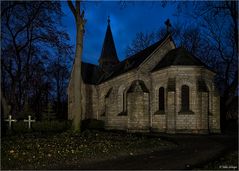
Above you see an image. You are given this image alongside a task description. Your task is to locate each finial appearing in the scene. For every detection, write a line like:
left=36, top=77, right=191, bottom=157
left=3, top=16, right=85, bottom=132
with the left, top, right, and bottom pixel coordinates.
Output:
left=107, top=16, right=110, bottom=25
left=164, top=19, right=172, bottom=34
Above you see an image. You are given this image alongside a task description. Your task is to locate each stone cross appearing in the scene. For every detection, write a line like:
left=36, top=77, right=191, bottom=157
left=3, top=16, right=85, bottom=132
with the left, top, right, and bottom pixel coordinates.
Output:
left=5, top=115, right=17, bottom=129
left=165, top=19, right=172, bottom=33
left=24, top=115, right=36, bottom=129
left=107, top=16, right=110, bottom=25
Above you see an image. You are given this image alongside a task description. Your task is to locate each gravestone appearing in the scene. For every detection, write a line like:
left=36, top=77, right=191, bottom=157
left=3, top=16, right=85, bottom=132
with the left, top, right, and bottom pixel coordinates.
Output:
left=4, top=115, right=17, bottom=129
left=24, top=115, right=36, bottom=129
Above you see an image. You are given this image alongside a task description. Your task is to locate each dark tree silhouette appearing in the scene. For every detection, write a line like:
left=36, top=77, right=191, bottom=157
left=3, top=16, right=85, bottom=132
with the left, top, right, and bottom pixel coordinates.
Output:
left=1, top=1, right=72, bottom=119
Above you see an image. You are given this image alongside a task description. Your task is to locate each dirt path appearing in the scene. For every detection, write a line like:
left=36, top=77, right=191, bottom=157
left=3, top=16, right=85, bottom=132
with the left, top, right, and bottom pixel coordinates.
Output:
left=56, top=133, right=237, bottom=170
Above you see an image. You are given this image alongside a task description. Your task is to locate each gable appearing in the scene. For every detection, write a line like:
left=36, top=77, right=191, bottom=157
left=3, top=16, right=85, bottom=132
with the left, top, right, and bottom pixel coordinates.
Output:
left=137, top=34, right=176, bottom=73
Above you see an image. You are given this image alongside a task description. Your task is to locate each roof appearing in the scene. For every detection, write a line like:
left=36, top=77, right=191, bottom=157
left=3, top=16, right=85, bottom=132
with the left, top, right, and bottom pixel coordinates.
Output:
left=81, top=34, right=171, bottom=85
left=81, top=62, right=104, bottom=84
left=152, top=47, right=213, bottom=72
left=81, top=36, right=213, bottom=85
left=98, top=22, right=119, bottom=65
left=100, top=34, right=172, bottom=82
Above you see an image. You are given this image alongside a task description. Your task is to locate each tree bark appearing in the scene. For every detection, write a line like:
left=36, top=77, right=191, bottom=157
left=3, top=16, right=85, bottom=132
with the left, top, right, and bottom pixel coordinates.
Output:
left=67, top=0, right=85, bottom=131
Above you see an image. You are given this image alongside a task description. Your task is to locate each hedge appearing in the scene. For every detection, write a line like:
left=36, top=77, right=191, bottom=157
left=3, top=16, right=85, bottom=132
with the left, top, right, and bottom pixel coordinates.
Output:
left=4, top=120, right=72, bottom=135
left=81, top=119, right=105, bottom=131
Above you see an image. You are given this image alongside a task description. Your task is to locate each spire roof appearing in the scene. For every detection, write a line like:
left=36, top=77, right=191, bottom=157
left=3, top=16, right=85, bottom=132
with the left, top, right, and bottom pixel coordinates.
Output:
left=98, top=17, right=119, bottom=66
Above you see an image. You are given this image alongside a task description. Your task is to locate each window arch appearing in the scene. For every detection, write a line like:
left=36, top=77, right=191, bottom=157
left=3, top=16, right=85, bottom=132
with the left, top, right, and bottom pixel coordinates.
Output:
left=105, top=88, right=112, bottom=98
left=118, top=86, right=128, bottom=116
left=181, top=85, right=190, bottom=111
left=102, top=88, right=113, bottom=116
left=123, top=89, right=127, bottom=112
left=158, top=87, right=165, bottom=111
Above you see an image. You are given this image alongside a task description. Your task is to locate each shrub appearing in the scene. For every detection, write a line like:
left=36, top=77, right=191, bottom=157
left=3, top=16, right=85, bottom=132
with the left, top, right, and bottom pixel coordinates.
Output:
left=81, top=119, right=105, bottom=131
left=32, top=120, right=71, bottom=133
left=3, top=120, right=71, bottom=136
left=9, top=121, right=32, bottom=135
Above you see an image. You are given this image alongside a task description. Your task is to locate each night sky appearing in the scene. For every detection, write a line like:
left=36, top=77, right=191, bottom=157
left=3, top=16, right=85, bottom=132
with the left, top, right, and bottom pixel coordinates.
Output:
left=61, top=1, right=179, bottom=65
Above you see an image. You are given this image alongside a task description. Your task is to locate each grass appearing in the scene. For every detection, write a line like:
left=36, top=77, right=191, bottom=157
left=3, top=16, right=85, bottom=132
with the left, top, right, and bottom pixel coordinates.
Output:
left=1, top=130, right=176, bottom=170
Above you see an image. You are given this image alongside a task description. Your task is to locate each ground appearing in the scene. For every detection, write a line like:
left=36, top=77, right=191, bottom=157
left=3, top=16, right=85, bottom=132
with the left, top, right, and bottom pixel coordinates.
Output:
left=1, top=130, right=175, bottom=170
left=67, top=132, right=237, bottom=170
left=1, top=130, right=238, bottom=170
left=200, top=151, right=238, bottom=170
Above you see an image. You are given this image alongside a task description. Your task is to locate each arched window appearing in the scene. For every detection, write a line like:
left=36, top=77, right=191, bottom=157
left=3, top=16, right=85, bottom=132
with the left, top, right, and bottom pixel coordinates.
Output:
left=105, top=88, right=112, bottom=98
left=159, top=87, right=165, bottom=111
left=123, top=90, right=127, bottom=112
left=118, top=88, right=127, bottom=116
left=102, top=88, right=113, bottom=116
left=181, top=85, right=189, bottom=111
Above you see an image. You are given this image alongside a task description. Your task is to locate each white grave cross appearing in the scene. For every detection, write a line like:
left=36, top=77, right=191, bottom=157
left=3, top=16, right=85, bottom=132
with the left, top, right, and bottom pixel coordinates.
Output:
left=5, top=115, right=17, bottom=129
left=24, top=115, right=36, bottom=129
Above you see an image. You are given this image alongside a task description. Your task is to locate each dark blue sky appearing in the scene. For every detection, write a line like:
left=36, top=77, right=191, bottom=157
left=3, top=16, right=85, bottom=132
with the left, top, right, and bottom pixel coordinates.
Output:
left=62, top=1, right=179, bottom=65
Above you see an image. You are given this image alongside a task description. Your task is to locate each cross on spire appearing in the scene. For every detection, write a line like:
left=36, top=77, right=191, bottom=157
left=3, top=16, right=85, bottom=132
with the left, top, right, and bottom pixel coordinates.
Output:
left=107, top=16, right=110, bottom=25
left=165, top=19, right=172, bottom=33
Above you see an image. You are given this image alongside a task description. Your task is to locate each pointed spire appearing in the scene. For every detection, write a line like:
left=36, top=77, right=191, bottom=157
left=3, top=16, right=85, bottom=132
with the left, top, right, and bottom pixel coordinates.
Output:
left=107, top=16, right=110, bottom=25
left=98, top=16, right=119, bottom=72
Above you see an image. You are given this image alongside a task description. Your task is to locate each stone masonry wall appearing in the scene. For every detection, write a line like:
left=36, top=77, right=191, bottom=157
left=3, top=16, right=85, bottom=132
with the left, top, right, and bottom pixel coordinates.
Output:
left=127, top=92, right=150, bottom=131
left=175, top=70, right=198, bottom=133
left=151, top=115, right=166, bottom=132
left=73, top=38, right=220, bottom=134
left=80, top=65, right=221, bottom=134
left=151, top=66, right=220, bottom=133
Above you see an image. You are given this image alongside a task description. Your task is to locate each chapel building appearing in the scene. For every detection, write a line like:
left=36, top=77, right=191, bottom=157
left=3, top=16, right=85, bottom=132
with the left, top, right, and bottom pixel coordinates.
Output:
left=67, top=19, right=220, bottom=134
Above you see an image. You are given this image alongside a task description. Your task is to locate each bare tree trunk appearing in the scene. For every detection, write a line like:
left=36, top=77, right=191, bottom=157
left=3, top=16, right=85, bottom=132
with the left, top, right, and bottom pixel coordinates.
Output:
left=1, top=89, right=10, bottom=117
left=72, top=29, right=83, bottom=131
left=67, top=0, right=86, bottom=131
